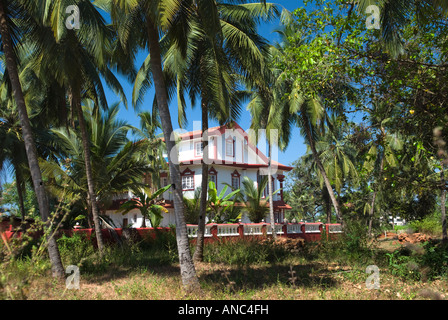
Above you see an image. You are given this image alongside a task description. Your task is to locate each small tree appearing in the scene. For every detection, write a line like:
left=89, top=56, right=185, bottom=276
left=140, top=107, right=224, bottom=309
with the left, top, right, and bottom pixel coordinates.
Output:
left=241, top=176, right=280, bottom=223
left=118, top=185, right=171, bottom=228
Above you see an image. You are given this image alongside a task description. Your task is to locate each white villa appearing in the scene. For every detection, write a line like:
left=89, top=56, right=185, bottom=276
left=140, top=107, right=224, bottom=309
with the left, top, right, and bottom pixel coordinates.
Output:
left=103, top=122, right=293, bottom=228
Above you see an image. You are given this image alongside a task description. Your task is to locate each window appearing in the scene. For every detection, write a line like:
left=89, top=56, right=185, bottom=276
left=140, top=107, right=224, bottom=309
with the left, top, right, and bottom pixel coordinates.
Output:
left=226, top=136, right=234, bottom=157
left=181, top=168, right=195, bottom=190
left=231, top=170, right=240, bottom=189
left=182, top=176, right=194, bottom=190
left=194, top=141, right=203, bottom=156
left=208, top=167, right=217, bottom=185
left=231, top=176, right=240, bottom=190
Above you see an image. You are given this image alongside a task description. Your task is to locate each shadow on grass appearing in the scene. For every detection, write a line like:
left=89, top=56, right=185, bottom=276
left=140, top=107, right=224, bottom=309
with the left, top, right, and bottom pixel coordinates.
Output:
left=198, top=262, right=338, bottom=293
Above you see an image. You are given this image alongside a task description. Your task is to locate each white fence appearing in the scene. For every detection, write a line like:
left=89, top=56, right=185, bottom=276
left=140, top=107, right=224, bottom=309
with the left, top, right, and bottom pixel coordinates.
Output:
left=217, top=224, right=240, bottom=237
left=304, top=223, right=321, bottom=233
left=327, top=224, right=343, bottom=233
left=286, top=224, right=302, bottom=234
left=186, top=224, right=212, bottom=238
left=243, top=224, right=264, bottom=236
left=266, top=224, right=284, bottom=235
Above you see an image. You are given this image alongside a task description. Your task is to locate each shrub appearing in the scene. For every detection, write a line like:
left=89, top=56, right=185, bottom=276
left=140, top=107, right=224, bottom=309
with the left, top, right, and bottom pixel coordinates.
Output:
left=57, top=232, right=96, bottom=266
left=409, top=213, right=443, bottom=236
left=202, top=238, right=290, bottom=265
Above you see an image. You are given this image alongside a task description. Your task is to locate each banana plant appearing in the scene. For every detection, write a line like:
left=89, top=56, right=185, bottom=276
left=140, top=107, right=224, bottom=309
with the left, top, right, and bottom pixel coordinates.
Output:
left=207, top=181, right=240, bottom=223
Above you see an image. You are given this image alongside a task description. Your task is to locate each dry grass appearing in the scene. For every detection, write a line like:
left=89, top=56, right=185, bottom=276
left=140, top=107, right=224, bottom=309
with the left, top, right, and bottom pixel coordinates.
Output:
left=3, top=237, right=448, bottom=300
left=22, top=255, right=448, bottom=300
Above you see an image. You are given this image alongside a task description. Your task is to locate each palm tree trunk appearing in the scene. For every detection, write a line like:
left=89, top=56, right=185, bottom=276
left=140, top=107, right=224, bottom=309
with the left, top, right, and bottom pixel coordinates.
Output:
left=146, top=16, right=200, bottom=292
left=302, top=116, right=342, bottom=225
left=268, top=143, right=276, bottom=239
left=15, top=169, right=26, bottom=221
left=69, top=87, right=105, bottom=254
left=441, top=164, right=447, bottom=242
left=193, top=97, right=208, bottom=262
left=0, top=0, right=65, bottom=278
left=323, top=186, right=331, bottom=224
left=368, top=156, right=385, bottom=237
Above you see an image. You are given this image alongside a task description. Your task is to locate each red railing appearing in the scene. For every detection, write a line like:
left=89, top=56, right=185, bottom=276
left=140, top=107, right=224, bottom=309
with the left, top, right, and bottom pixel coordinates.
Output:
left=1, top=222, right=342, bottom=245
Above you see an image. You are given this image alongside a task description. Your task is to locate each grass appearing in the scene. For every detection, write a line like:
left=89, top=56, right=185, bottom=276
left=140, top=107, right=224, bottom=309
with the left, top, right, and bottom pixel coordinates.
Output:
left=1, top=230, right=448, bottom=300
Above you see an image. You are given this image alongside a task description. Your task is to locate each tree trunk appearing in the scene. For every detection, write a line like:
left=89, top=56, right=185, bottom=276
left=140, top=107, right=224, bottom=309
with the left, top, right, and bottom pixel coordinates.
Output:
left=70, top=87, right=105, bottom=254
left=441, top=165, right=447, bottom=242
left=368, top=156, right=384, bottom=237
left=15, top=169, right=26, bottom=221
left=268, top=144, right=276, bottom=239
left=0, top=0, right=65, bottom=278
left=302, top=116, right=342, bottom=225
left=323, top=186, right=331, bottom=224
left=193, top=98, right=208, bottom=262
left=146, top=17, right=200, bottom=292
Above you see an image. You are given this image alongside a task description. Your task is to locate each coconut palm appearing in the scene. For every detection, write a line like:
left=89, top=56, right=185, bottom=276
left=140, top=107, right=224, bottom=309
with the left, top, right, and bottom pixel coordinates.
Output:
left=0, top=0, right=65, bottom=277
left=362, top=108, right=404, bottom=236
left=41, top=102, right=151, bottom=227
left=97, top=0, right=201, bottom=289
left=118, top=185, right=172, bottom=228
left=240, top=175, right=278, bottom=223
left=0, top=102, right=30, bottom=220
left=31, top=0, right=129, bottom=254
left=161, top=0, right=280, bottom=260
left=355, top=0, right=448, bottom=55
left=133, top=111, right=167, bottom=192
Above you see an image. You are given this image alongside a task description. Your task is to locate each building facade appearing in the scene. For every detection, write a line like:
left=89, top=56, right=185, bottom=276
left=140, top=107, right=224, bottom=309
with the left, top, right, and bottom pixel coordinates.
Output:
left=104, top=122, right=293, bottom=227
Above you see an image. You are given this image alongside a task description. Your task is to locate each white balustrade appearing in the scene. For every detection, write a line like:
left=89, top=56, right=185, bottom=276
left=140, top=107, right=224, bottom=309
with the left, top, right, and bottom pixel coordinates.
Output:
left=187, top=225, right=198, bottom=238
left=187, top=225, right=212, bottom=237
left=266, top=224, right=284, bottom=235
left=286, top=224, right=302, bottom=234
left=304, top=223, right=321, bottom=233
left=328, top=224, right=343, bottom=233
left=243, top=224, right=263, bottom=236
left=217, top=224, right=240, bottom=236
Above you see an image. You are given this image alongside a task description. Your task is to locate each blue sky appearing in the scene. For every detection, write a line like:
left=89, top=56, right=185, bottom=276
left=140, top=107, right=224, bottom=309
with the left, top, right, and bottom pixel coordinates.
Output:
left=109, top=0, right=308, bottom=168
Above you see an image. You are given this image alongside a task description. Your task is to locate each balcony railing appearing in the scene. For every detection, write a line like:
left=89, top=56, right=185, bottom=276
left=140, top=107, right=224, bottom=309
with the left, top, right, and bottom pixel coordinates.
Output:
left=266, top=224, right=284, bottom=235
left=184, top=222, right=342, bottom=241
left=217, top=224, right=239, bottom=237
left=286, top=223, right=302, bottom=234
left=186, top=224, right=212, bottom=238
left=243, top=224, right=264, bottom=236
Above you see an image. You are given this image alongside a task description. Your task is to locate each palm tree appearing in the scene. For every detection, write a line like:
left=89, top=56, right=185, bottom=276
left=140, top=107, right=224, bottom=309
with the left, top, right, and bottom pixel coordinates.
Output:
left=0, top=102, right=30, bottom=220
left=183, top=188, right=202, bottom=224
left=99, top=0, right=201, bottom=290
left=240, top=175, right=279, bottom=223
left=34, top=0, right=129, bottom=254
left=0, top=0, right=65, bottom=277
left=118, top=185, right=172, bottom=228
left=133, top=111, right=167, bottom=192
left=355, top=0, right=448, bottom=55
left=162, top=0, right=280, bottom=261
left=41, top=102, right=151, bottom=228
left=303, top=119, right=359, bottom=223
left=363, top=111, right=404, bottom=236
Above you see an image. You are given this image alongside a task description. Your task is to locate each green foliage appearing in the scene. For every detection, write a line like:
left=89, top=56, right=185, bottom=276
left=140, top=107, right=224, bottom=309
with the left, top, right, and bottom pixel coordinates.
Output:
left=57, top=233, right=96, bottom=267
left=202, top=238, right=290, bottom=266
left=409, top=212, right=443, bottom=236
left=0, top=182, right=39, bottom=217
